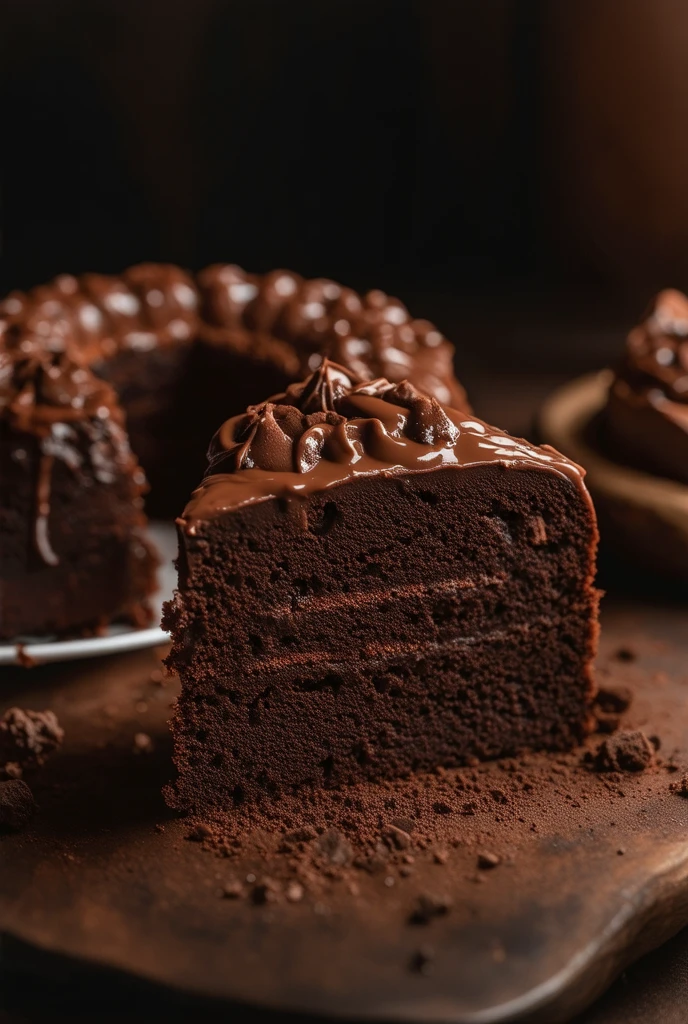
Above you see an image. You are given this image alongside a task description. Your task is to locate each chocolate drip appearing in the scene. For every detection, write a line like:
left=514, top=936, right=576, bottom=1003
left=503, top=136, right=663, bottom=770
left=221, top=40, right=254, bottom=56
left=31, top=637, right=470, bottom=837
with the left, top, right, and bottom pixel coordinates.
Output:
left=1, top=349, right=140, bottom=566
left=34, top=453, right=58, bottom=566
left=184, top=361, right=589, bottom=529
left=282, top=361, right=356, bottom=414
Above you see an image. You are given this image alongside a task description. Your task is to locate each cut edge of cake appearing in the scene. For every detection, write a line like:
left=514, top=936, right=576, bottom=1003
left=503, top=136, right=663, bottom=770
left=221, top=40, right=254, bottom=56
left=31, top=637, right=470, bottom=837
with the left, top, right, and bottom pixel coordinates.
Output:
left=163, top=361, right=600, bottom=812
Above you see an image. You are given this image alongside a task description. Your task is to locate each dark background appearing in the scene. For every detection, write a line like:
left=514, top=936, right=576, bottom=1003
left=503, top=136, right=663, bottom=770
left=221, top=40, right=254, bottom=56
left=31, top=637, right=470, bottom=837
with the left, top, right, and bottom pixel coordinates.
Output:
left=4, top=0, right=688, bottom=325
left=2, top=5, right=688, bottom=1021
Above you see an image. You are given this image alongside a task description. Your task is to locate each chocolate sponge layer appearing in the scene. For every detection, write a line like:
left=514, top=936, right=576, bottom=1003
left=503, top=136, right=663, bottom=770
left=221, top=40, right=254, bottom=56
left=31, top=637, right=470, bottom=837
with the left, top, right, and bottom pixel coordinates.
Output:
left=165, top=465, right=599, bottom=811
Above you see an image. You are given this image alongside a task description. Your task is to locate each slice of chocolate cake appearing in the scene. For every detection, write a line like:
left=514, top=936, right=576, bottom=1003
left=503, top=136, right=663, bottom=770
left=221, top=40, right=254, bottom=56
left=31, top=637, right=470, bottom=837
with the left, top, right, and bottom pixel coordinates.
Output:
left=0, top=344, right=157, bottom=640
left=164, top=362, right=599, bottom=811
left=603, top=289, right=688, bottom=484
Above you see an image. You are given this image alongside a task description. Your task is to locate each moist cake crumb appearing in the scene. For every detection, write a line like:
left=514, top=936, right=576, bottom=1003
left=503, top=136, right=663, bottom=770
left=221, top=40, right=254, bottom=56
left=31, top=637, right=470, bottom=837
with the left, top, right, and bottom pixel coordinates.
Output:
left=0, top=708, right=64, bottom=767
left=595, top=731, right=655, bottom=773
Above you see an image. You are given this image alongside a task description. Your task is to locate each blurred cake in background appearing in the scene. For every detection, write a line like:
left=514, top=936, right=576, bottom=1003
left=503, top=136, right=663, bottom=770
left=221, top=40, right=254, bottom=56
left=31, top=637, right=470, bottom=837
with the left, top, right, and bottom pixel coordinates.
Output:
left=540, top=291, right=688, bottom=583
left=0, top=264, right=468, bottom=516
left=603, top=289, right=688, bottom=484
left=0, top=343, right=157, bottom=640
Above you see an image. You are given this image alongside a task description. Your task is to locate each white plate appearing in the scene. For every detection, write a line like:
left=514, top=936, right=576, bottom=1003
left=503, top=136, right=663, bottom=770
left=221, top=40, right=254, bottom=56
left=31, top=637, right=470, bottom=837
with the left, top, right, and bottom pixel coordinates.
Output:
left=0, top=521, right=178, bottom=667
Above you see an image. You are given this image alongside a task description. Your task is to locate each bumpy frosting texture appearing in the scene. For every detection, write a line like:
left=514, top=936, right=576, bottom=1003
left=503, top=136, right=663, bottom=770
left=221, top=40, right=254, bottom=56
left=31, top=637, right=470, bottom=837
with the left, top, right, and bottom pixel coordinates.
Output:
left=615, top=290, right=688, bottom=405
left=605, top=289, right=688, bottom=483
left=184, top=361, right=588, bottom=529
left=0, top=263, right=467, bottom=412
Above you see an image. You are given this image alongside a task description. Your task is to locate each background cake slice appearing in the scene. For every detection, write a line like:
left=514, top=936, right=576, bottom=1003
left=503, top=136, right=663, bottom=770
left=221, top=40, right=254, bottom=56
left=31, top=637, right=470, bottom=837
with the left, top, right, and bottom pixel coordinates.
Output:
left=603, top=289, right=688, bottom=484
left=1, top=263, right=469, bottom=515
left=0, top=343, right=157, bottom=640
left=164, top=362, right=600, bottom=812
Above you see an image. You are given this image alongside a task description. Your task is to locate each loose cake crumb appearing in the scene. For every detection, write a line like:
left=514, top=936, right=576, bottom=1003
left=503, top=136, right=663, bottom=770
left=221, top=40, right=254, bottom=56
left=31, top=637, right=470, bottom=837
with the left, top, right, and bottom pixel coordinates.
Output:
left=408, top=893, right=451, bottom=925
left=133, top=732, right=154, bottom=754
left=595, top=731, right=654, bottom=773
left=614, top=647, right=637, bottom=663
left=252, top=878, right=279, bottom=904
left=186, top=823, right=214, bottom=842
left=0, top=779, right=36, bottom=831
left=409, top=945, right=435, bottom=974
left=477, top=851, right=501, bottom=870
left=383, top=824, right=413, bottom=850
left=285, top=881, right=305, bottom=903
left=595, top=685, right=633, bottom=715
left=222, top=880, right=244, bottom=899
left=15, top=645, right=37, bottom=668
left=0, top=708, right=64, bottom=766
left=316, top=830, right=353, bottom=867
left=669, top=774, right=688, bottom=797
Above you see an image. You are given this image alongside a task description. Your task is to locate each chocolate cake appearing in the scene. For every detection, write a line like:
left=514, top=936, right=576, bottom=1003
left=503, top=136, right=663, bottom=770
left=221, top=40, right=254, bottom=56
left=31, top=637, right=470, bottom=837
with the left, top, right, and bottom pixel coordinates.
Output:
left=1, top=264, right=468, bottom=515
left=164, top=362, right=600, bottom=811
left=0, top=341, right=157, bottom=640
left=604, top=289, right=688, bottom=483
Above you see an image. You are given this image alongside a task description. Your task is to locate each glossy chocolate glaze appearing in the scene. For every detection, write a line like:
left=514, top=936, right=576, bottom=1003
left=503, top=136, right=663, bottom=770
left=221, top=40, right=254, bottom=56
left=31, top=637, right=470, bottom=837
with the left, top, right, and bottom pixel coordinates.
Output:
left=0, top=345, right=143, bottom=565
left=198, top=265, right=465, bottom=408
left=604, top=290, right=688, bottom=483
left=183, top=361, right=588, bottom=529
left=1, top=263, right=468, bottom=412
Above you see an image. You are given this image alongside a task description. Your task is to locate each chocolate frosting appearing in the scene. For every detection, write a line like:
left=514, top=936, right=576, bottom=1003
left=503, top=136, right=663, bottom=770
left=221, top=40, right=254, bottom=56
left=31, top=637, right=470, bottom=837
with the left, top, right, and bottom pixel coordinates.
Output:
left=1, top=347, right=118, bottom=436
left=197, top=264, right=467, bottom=409
left=0, top=264, right=198, bottom=365
left=1, top=262, right=468, bottom=412
left=1, top=262, right=471, bottom=561
left=0, top=345, right=142, bottom=565
left=604, top=290, right=688, bottom=484
left=183, top=361, right=588, bottom=530
left=616, top=290, right=688, bottom=406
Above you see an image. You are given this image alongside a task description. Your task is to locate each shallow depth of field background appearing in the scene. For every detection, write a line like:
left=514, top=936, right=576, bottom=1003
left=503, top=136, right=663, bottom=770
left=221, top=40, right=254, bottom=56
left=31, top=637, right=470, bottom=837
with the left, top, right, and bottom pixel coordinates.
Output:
left=2, top=0, right=687, bottom=385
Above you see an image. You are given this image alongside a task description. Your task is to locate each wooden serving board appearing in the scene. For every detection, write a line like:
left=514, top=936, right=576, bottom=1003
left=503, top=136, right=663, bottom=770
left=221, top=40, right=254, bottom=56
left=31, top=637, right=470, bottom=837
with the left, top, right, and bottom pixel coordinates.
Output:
left=1, top=595, right=687, bottom=1024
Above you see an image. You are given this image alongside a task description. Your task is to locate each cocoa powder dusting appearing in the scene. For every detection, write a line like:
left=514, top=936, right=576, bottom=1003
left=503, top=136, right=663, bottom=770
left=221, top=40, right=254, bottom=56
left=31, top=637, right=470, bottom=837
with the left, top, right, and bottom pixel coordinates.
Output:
left=177, top=705, right=671, bottom=912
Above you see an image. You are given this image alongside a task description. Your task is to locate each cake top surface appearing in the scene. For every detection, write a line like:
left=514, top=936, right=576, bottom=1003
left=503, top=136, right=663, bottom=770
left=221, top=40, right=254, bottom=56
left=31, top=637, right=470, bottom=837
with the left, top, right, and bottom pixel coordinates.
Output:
left=0, top=263, right=467, bottom=411
left=616, top=289, right=688, bottom=405
left=0, top=342, right=121, bottom=438
left=0, top=341, right=143, bottom=567
left=182, top=361, right=587, bottom=529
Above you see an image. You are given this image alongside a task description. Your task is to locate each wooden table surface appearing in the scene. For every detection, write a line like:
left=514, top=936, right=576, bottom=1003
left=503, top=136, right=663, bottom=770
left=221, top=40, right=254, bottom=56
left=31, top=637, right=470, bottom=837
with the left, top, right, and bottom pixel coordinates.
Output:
left=1, top=309, right=687, bottom=1023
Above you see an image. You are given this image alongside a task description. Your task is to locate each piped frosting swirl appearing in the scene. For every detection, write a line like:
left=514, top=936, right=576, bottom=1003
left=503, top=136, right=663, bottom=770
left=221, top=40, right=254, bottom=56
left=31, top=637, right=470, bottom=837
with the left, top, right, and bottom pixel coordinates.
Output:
left=184, top=361, right=587, bottom=529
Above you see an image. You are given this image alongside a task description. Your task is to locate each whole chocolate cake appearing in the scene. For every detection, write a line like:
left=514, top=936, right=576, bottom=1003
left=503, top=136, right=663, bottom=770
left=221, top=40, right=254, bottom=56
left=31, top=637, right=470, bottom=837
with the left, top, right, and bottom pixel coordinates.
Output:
left=1, top=264, right=468, bottom=515
left=164, top=362, right=600, bottom=811
left=604, top=289, right=688, bottom=483
left=0, top=342, right=157, bottom=640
